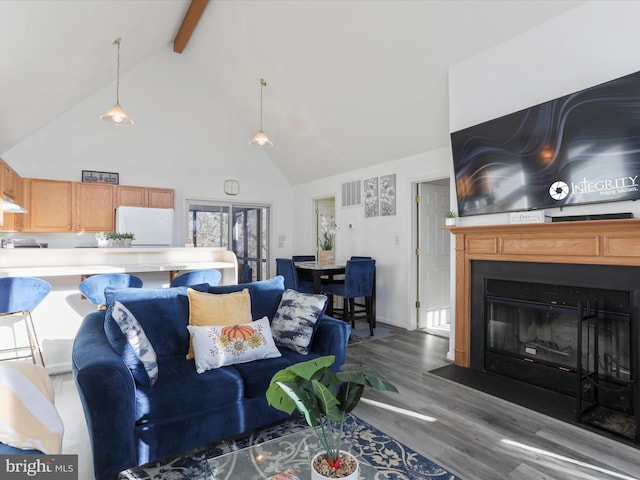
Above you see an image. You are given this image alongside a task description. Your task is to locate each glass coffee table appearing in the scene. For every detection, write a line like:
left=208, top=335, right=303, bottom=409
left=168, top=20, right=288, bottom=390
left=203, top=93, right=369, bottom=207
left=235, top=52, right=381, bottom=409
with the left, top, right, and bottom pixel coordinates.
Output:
left=206, top=428, right=383, bottom=479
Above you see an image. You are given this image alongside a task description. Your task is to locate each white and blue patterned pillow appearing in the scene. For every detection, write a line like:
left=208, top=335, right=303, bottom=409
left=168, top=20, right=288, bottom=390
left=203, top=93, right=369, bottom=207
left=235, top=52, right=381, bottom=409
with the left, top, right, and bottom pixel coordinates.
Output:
left=187, top=316, right=281, bottom=373
left=104, top=300, right=159, bottom=387
left=270, top=289, right=328, bottom=355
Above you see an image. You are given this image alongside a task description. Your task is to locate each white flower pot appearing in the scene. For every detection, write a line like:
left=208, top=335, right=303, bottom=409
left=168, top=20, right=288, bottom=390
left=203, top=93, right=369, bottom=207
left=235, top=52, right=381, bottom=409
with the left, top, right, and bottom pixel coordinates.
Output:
left=445, top=218, right=456, bottom=226
left=310, top=451, right=359, bottom=480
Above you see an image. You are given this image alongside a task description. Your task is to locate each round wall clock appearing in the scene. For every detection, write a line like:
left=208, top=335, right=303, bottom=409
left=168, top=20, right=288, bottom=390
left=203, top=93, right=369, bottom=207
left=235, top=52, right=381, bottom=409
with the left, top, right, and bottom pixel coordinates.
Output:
left=224, top=179, right=240, bottom=195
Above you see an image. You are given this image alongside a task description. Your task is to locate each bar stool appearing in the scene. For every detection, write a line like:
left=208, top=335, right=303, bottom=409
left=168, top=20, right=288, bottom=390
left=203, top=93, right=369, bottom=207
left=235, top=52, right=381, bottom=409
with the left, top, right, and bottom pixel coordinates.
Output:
left=0, top=277, right=51, bottom=366
left=322, top=259, right=376, bottom=336
left=79, top=274, right=143, bottom=309
left=169, top=269, right=222, bottom=288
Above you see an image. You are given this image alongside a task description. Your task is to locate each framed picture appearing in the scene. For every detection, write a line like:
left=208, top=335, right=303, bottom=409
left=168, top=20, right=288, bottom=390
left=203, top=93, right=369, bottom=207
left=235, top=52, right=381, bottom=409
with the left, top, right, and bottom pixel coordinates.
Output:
left=82, top=170, right=119, bottom=185
left=379, top=173, right=396, bottom=216
left=364, top=177, right=379, bottom=217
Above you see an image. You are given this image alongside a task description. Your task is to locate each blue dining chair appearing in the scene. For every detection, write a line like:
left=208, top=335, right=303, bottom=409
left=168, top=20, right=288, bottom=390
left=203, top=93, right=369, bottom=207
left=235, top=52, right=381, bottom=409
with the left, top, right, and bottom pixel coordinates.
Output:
left=79, top=273, right=143, bottom=308
left=238, top=263, right=253, bottom=284
left=322, top=259, right=376, bottom=336
left=0, top=277, right=52, bottom=366
left=276, top=258, right=314, bottom=293
left=170, top=269, right=222, bottom=288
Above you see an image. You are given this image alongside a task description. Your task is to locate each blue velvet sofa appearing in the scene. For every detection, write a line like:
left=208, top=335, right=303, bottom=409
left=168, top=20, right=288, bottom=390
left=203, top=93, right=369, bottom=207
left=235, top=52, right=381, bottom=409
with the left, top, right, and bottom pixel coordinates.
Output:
left=72, top=276, right=350, bottom=480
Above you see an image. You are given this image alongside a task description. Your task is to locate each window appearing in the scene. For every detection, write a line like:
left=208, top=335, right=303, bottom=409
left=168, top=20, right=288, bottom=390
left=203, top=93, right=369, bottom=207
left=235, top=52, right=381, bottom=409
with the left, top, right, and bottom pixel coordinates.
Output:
left=187, top=201, right=270, bottom=282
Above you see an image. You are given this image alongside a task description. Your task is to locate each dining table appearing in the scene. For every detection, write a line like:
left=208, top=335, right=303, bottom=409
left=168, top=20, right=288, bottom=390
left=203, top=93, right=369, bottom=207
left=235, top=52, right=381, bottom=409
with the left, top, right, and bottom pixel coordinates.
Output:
left=294, top=260, right=376, bottom=323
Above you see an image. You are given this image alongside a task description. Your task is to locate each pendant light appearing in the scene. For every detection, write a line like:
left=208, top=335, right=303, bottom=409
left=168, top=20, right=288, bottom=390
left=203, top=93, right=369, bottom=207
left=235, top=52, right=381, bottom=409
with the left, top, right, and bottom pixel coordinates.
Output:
left=100, top=37, right=133, bottom=125
left=249, top=78, right=272, bottom=146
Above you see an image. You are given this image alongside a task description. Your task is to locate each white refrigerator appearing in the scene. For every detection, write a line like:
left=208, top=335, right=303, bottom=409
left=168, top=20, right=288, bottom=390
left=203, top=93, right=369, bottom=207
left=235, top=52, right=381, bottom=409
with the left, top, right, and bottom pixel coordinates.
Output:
left=115, top=206, right=174, bottom=247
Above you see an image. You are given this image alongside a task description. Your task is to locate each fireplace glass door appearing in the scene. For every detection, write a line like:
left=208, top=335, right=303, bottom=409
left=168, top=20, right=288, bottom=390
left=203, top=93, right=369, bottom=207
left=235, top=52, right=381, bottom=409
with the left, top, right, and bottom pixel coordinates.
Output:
left=487, top=299, right=578, bottom=371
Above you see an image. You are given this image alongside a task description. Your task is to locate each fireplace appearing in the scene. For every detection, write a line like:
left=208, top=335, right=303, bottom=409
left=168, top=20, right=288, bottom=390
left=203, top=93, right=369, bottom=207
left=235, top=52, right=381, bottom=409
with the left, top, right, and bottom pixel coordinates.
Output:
left=470, top=260, right=638, bottom=440
left=447, top=219, right=640, bottom=443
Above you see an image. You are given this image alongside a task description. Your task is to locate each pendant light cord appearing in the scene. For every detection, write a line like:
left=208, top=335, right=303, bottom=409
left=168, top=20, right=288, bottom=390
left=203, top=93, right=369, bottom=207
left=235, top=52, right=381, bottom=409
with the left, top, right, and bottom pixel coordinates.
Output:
left=260, top=78, right=266, bottom=130
left=114, top=38, right=122, bottom=105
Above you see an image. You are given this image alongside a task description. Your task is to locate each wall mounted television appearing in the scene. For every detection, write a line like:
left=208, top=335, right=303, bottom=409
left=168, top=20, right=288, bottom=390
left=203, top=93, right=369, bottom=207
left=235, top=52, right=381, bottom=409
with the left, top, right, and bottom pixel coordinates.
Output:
left=450, top=70, right=640, bottom=217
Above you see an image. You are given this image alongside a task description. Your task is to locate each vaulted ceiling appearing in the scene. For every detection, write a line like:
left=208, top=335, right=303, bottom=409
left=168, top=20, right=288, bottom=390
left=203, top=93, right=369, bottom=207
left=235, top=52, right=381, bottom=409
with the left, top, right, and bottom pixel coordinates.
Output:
left=0, top=0, right=583, bottom=185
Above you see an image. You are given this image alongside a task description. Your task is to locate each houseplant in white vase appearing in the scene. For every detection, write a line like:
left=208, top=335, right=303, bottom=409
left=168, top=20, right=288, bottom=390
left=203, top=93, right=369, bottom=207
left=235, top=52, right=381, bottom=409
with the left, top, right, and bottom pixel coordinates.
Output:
left=317, top=214, right=337, bottom=265
left=266, top=355, right=397, bottom=479
left=445, top=210, right=457, bottom=226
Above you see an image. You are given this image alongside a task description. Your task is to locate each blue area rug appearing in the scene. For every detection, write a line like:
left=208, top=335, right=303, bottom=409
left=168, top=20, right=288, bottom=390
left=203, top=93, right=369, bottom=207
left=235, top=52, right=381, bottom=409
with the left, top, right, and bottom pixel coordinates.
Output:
left=119, top=414, right=462, bottom=480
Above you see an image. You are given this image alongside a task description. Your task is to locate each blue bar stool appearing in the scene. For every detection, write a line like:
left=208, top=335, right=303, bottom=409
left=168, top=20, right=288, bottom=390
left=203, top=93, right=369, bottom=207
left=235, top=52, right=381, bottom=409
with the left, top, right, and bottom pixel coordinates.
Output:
left=322, top=259, right=376, bottom=336
left=79, top=273, right=143, bottom=308
left=0, top=277, right=51, bottom=366
left=169, top=269, right=222, bottom=288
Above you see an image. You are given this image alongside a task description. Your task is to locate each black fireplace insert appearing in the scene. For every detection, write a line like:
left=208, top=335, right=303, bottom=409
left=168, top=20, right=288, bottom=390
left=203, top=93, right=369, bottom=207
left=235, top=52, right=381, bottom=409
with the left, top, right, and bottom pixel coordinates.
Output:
left=471, top=261, right=639, bottom=442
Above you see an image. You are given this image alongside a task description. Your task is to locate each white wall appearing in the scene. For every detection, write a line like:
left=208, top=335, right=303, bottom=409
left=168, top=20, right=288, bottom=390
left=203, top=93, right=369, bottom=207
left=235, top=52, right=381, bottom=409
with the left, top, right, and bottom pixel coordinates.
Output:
left=292, top=147, right=451, bottom=330
left=449, top=0, right=640, bottom=227
left=3, top=47, right=294, bottom=257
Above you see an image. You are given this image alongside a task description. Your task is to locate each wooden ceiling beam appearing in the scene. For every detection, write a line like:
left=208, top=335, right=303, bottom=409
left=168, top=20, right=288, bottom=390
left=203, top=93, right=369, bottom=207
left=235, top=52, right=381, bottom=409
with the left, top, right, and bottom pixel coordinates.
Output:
left=173, top=0, right=209, bottom=54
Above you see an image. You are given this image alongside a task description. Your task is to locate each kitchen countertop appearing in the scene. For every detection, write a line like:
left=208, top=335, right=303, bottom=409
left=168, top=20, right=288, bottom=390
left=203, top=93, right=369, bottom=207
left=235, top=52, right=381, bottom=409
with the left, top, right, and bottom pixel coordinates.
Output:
left=0, top=247, right=238, bottom=282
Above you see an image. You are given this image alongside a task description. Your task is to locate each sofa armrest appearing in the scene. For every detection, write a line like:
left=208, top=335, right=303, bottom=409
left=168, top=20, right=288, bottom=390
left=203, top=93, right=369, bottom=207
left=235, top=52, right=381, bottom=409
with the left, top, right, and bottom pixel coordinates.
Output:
left=71, top=310, right=137, bottom=480
left=310, top=314, right=351, bottom=371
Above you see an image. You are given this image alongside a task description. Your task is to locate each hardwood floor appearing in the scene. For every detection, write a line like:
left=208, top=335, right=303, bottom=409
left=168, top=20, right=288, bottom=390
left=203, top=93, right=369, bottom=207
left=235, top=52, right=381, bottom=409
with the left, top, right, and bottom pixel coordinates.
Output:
left=347, top=326, right=640, bottom=480
left=52, top=325, right=640, bottom=480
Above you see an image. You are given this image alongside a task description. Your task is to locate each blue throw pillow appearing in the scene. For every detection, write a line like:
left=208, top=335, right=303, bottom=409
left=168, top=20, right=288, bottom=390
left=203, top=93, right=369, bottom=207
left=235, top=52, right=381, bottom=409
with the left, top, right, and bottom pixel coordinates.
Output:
left=270, top=289, right=328, bottom=355
left=208, top=276, right=285, bottom=320
left=105, top=301, right=158, bottom=387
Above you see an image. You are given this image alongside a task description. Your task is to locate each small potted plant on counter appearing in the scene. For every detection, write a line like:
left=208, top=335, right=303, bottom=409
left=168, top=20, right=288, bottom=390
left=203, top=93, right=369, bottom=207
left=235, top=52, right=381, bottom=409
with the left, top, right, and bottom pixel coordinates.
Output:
left=95, top=232, right=135, bottom=248
left=266, top=355, right=397, bottom=479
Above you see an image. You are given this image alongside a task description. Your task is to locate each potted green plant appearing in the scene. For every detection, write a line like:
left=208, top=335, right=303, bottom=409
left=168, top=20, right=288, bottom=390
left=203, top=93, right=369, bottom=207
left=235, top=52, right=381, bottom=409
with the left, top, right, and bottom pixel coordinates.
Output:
left=95, top=231, right=115, bottom=247
left=95, top=232, right=135, bottom=248
left=445, top=210, right=457, bottom=226
left=317, top=214, right=337, bottom=265
left=266, top=355, right=397, bottom=479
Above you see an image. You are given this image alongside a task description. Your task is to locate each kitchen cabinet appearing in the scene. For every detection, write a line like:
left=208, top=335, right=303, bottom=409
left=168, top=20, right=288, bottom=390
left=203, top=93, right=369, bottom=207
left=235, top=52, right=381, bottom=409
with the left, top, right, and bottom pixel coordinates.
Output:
left=2, top=177, right=25, bottom=231
left=116, top=186, right=174, bottom=208
left=148, top=188, right=174, bottom=208
left=26, top=179, right=74, bottom=232
left=116, top=186, right=146, bottom=207
left=75, top=182, right=115, bottom=232
left=2, top=162, right=17, bottom=197
left=25, top=180, right=115, bottom=232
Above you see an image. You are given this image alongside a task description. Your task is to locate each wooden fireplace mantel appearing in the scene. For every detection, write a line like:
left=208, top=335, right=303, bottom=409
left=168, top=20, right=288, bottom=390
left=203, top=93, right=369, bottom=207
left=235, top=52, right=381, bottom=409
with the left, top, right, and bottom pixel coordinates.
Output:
left=446, top=218, right=640, bottom=367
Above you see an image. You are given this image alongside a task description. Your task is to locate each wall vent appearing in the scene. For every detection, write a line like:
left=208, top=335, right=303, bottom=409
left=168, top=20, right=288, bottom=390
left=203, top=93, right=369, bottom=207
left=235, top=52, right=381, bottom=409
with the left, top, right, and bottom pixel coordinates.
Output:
left=341, top=180, right=362, bottom=207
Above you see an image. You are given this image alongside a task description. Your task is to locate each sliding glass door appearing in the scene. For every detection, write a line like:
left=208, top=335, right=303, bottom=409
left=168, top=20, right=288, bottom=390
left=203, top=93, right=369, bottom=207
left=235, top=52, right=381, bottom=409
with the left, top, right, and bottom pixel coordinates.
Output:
left=187, top=201, right=270, bottom=282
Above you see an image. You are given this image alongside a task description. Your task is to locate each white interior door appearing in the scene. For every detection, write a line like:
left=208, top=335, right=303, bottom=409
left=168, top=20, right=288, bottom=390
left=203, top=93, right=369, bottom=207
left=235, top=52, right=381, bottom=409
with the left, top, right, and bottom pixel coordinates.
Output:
left=417, top=181, right=451, bottom=334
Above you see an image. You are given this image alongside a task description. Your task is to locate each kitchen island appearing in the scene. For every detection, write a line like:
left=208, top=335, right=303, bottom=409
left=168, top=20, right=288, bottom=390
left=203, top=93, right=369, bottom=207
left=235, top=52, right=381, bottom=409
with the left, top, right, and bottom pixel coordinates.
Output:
left=0, top=247, right=237, bottom=373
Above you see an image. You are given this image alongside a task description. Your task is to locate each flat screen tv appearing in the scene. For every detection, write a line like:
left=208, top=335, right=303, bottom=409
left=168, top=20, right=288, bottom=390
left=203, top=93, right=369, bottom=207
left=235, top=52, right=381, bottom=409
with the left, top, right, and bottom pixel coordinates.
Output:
left=450, top=70, right=640, bottom=217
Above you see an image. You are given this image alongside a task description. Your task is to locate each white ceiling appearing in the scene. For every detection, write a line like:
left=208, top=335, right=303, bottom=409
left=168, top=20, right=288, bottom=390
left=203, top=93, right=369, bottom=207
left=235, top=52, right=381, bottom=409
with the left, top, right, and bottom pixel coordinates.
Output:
left=0, top=0, right=583, bottom=185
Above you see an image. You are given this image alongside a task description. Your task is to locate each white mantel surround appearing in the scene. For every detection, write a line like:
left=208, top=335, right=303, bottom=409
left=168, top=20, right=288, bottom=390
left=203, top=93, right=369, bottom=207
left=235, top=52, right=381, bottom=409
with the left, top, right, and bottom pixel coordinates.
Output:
left=0, top=247, right=237, bottom=373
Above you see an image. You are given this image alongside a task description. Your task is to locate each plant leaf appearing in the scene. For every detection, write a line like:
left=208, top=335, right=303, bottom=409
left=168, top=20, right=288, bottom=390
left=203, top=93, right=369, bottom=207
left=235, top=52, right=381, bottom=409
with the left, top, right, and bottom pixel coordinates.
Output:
left=274, top=381, right=322, bottom=427
left=312, top=380, right=341, bottom=420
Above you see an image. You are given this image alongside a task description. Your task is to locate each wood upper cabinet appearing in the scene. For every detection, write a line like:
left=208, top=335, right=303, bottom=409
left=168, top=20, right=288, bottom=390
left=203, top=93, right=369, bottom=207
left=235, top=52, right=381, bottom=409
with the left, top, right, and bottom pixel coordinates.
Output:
left=116, top=186, right=174, bottom=208
left=116, top=186, right=146, bottom=207
left=26, top=179, right=74, bottom=232
left=2, top=177, right=26, bottom=231
left=2, top=162, right=17, bottom=197
left=75, top=182, right=115, bottom=232
left=148, top=188, right=174, bottom=208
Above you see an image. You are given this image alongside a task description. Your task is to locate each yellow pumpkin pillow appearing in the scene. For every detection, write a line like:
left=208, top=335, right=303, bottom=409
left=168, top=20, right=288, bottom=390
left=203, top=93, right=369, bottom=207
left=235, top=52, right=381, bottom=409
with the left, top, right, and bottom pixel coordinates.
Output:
left=186, top=288, right=252, bottom=359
